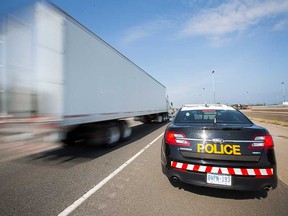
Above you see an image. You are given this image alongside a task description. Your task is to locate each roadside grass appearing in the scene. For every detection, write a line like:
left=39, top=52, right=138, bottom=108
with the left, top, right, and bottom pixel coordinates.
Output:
left=249, top=117, right=288, bottom=127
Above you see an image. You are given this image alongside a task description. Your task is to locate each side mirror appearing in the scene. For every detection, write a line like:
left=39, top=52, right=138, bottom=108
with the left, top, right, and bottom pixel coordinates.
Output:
left=169, top=118, right=174, bottom=122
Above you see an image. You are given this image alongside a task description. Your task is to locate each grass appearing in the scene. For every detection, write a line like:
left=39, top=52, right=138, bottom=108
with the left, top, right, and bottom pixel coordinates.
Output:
left=249, top=117, right=288, bottom=127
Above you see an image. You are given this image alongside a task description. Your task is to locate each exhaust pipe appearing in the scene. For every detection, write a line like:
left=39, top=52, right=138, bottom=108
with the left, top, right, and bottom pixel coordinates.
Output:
left=171, top=176, right=179, bottom=182
left=264, top=186, right=272, bottom=191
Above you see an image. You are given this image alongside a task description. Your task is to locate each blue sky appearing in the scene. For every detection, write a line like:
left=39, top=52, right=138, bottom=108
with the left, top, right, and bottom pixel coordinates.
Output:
left=3, top=0, right=288, bottom=107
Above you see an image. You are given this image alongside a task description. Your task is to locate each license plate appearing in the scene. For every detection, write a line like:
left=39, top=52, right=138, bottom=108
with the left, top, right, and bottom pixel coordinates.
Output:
left=207, top=173, right=232, bottom=186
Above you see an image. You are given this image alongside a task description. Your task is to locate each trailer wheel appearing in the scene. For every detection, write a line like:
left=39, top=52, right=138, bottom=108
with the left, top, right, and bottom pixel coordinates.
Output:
left=63, top=126, right=87, bottom=145
left=105, top=125, right=121, bottom=147
left=157, top=115, right=163, bottom=123
left=163, top=115, right=167, bottom=122
left=119, top=120, right=132, bottom=141
left=142, top=116, right=151, bottom=124
left=165, top=115, right=168, bottom=122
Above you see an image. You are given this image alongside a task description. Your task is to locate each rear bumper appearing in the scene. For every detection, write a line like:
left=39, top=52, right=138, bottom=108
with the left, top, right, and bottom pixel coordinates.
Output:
left=162, top=163, right=278, bottom=191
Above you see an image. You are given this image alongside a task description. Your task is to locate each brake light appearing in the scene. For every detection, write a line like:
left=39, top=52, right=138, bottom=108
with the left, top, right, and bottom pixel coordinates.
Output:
left=165, top=131, right=190, bottom=146
left=249, top=134, right=274, bottom=150
left=263, top=135, right=274, bottom=149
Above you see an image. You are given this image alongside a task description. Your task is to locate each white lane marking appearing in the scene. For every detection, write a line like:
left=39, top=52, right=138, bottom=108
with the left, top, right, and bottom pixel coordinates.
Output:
left=58, top=132, right=164, bottom=216
left=130, top=123, right=143, bottom=127
left=130, top=122, right=143, bottom=127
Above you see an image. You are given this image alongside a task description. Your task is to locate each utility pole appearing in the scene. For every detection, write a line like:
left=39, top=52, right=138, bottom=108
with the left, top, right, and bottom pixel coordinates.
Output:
left=202, top=88, right=205, bottom=104
left=281, top=82, right=285, bottom=105
left=212, top=71, right=215, bottom=104
left=246, top=91, right=249, bottom=106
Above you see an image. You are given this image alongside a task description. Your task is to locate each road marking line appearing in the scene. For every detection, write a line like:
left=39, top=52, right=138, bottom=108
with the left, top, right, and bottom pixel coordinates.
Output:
left=130, top=123, right=143, bottom=127
left=58, top=132, right=164, bottom=216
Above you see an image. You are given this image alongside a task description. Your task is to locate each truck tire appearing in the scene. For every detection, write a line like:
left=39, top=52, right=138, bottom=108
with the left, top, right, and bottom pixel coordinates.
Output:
left=141, top=116, right=151, bottom=124
left=164, top=114, right=169, bottom=122
left=63, top=126, right=87, bottom=145
left=119, top=120, right=132, bottom=141
left=105, top=124, right=121, bottom=147
left=157, top=115, right=163, bottom=123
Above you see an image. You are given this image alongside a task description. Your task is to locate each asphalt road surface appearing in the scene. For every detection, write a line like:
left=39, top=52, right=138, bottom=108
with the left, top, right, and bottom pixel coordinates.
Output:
left=0, top=120, right=287, bottom=216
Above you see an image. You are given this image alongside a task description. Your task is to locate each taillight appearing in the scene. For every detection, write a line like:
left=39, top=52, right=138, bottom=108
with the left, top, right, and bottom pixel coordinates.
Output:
left=165, top=131, right=190, bottom=146
left=249, top=134, right=274, bottom=150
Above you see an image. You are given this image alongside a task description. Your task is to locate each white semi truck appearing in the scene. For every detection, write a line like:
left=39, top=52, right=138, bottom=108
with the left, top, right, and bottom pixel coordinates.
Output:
left=0, top=1, right=171, bottom=146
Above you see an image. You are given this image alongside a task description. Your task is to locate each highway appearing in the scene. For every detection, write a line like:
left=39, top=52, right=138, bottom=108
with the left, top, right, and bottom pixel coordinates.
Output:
left=0, top=120, right=288, bottom=216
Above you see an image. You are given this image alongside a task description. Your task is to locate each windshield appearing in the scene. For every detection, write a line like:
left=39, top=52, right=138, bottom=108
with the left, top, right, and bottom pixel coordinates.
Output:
left=174, top=109, right=252, bottom=124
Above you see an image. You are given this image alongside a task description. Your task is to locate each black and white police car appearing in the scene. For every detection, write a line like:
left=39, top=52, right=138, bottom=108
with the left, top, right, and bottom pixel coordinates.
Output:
left=161, top=104, right=277, bottom=191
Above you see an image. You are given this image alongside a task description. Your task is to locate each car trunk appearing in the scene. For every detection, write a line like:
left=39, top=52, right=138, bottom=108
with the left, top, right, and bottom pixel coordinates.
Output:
left=175, top=123, right=266, bottom=162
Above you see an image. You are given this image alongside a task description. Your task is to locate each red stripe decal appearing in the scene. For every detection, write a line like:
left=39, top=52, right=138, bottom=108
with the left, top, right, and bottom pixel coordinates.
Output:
left=170, top=161, right=273, bottom=176
left=206, top=166, right=212, bottom=173
left=266, top=169, right=273, bottom=176
left=100, top=112, right=120, bottom=115
left=228, top=168, right=235, bottom=175
left=194, top=165, right=200, bottom=172
left=182, top=163, right=188, bottom=170
left=171, top=161, right=177, bottom=168
left=64, top=114, right=91, bottom=118
left=254, top=169, right=261, bottom=176
left=64, top=109, right=167, bottom=118
left=241, top=168, right=248, bottom=176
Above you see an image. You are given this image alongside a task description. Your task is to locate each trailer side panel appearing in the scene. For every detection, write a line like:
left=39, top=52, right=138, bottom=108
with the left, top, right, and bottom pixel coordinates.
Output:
left=63, top=17, right=167, bottom=125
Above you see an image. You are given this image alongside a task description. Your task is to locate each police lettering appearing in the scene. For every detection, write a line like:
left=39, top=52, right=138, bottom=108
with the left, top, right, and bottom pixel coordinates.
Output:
left=197, top=143, right=241, bottom=155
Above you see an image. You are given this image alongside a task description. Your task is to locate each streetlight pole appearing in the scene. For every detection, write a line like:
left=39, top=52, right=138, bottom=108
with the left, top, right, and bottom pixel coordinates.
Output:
left=246, top=91, right=249, bottom=106
left=202, top=88, right=205, bottom=104
left=212, top=71, right=215, bottom=104
left=281, top=82, right=285, bottom=105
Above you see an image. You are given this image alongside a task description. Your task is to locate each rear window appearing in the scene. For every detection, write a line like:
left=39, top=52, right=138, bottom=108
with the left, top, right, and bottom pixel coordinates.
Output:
left=174, top=109, right=251, bottom=124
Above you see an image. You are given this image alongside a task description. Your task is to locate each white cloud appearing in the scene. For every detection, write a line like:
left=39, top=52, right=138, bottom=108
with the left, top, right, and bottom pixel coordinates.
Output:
left=121, top=18, right=171, bottom=44
left=121, top=0, right=288, bottom=45
left=122, top=28, right=150, bottom=44
left=180, top=0, right=288, bottom=37
left=273, top=20, right=288, bottom=31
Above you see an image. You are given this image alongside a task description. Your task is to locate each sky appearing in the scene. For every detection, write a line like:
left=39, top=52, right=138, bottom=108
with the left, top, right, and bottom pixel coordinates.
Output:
left=2, top=0, right=288, bottom=107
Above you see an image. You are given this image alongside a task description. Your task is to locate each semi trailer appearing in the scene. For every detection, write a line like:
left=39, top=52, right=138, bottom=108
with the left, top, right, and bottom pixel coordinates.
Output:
left=0, top=1, right=171, bottom=146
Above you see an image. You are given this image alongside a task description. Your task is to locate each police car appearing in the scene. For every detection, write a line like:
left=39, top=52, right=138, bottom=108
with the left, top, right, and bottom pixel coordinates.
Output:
left=161, top=104, right=277, bottom=191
